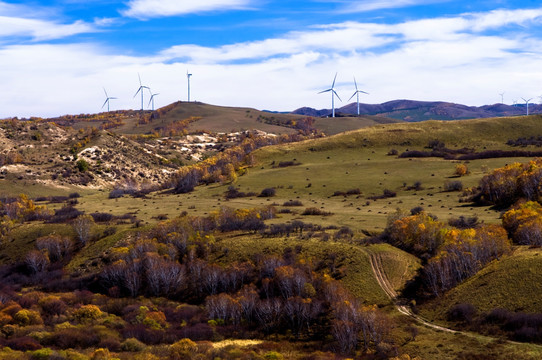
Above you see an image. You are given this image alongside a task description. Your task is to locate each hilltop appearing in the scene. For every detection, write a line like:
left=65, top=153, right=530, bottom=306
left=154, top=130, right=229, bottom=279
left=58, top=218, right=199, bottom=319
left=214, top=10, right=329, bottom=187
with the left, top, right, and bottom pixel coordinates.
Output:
left=293, top=99, right=541, bottom=122
left=39, top=101, right=401, bottom=136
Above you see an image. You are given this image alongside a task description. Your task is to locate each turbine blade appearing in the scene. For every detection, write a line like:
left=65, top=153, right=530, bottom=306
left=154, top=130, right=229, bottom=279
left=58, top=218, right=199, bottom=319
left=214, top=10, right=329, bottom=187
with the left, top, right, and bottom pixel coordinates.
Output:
left=110, top=97, right=118, bottom=100
left=103, top=87, right=108, bottom=97
left=333, top=90, right=342, bottom=102
left=101, top=99, right=108, bottom=109
left=360, top=90, right=369, bottom=95
left=134, top=87, right=142, bottom=98
left=138, top=73, right=142, bottom=86
left=353, top=76, right=358, bottom=91
left=332, top=73, right=337, bottom=89
left=348, top=92, right=357, bottom=102
left=318, top=89, right=332, bottom=94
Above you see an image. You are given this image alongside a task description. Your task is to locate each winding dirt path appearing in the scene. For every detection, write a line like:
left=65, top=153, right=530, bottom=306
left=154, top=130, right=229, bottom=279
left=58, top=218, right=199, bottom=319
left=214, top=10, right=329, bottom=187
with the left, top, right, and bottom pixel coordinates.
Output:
left=368, top=252, right=457, bottom=333
left=368, top=251, right=542, bottom=349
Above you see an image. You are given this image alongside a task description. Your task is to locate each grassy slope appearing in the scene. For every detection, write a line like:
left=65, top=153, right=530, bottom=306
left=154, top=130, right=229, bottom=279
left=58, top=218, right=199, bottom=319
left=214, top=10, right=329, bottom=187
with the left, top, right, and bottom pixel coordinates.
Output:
left=109, top=102, right=400, bottom=136
left=64, top=114, right=542, bottom=231
left=214, top=234, right=394, bottom=306
left=420, top=247, right=542, bottom=321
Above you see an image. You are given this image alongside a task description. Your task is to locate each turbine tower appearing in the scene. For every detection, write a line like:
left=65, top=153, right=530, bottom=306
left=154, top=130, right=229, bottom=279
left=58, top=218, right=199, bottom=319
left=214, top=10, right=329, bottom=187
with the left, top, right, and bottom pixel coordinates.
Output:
left=348, top=77, right=369, bottom=116
left=318, top=73, right=342, bottom=118
left=522, top=97, right=533, bottom=116
left=187, top=71, right=193, bottom=102
left=101, top=88, right=117, bottom=112
left=134, top=73, right=150, bottom=110
left=148, top=91, right=160, bottom=111
left=499, top=92, right=505, bottom=104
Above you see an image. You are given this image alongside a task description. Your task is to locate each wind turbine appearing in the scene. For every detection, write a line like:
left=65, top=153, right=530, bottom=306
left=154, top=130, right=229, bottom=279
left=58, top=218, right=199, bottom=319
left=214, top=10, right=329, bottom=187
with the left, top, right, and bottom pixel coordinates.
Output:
left=187, top=71, right=193, bottom=102
left=148, top=91, right=160, bottom=111
left=134, top=73, right=150, bottom=110
left=348, top=77, right=369, bottom=116
left=318, top=73, right=342, bottom=118
left=499, top=92, right=505, bottom=104
left=522, top=97, right=533, bottom=116
left=101, top=88, right=117, bottom=112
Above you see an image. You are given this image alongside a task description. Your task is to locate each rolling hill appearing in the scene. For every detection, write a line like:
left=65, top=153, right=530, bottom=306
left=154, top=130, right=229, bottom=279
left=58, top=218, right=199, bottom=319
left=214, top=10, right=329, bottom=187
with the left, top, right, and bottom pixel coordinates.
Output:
left=293, top=99, right=542, bottom=122
left=44, top=101, right=402, bottom=136
left=4, top=109, right=542, bottom=359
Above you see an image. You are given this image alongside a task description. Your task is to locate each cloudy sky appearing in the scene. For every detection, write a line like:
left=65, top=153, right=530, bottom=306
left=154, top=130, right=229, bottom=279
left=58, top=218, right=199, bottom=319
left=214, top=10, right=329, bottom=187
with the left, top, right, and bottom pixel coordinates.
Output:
left=1, top=0, right=542, bottom=118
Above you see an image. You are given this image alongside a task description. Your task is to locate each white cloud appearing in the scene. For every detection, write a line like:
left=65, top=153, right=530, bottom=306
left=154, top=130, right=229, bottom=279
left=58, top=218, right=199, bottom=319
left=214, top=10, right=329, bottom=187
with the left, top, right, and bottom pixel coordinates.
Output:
left=0, top=16, right=96, bottom=41
left=122, top=0, right=254, bottom=19
left=339, top=0, right=448, bottom=13
left=2, top=7, right=542, bottom=118
left=0, top=1, right=100, bottom=42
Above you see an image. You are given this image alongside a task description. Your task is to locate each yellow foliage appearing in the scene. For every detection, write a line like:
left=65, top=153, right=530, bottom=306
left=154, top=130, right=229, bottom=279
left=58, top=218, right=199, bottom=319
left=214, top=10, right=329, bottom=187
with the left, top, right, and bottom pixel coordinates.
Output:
left=73, top=305, right=102, bottom=323
left=454, top=163, right=468, bottom=176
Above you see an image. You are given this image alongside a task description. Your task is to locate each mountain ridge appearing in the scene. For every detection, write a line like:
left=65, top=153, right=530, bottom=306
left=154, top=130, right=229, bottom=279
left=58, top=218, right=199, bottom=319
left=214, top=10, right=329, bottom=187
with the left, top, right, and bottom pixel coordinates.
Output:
left=293, top=99, right=542, bottom=121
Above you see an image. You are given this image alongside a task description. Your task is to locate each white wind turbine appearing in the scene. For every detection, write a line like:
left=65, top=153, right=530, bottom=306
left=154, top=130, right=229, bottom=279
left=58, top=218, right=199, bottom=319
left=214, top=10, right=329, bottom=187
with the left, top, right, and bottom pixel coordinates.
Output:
left=148, top=91, right=160, bottom=111
left=499, top=92, right=505, bottom=104
left=522, top=97, right=533, bottom=116
left=187, top=71, right=193, bottom=102
left=349, top=77, right=369, bottom=116
left=134, top=73, right=150, bottom=110
left=318, top=73, right=342, bottom=118
left=101, top=88, right=117, bottom=112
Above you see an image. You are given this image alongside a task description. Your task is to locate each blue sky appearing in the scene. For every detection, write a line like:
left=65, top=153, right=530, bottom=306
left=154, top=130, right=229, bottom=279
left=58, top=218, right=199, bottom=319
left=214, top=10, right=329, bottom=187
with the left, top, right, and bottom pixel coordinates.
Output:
left=1, top=0, right=542, bottom=117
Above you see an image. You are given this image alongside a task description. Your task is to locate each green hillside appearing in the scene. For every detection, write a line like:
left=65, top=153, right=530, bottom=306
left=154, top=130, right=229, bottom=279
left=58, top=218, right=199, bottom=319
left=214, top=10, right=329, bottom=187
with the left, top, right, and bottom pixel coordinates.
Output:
left=420, top=246, right=542, bottom=320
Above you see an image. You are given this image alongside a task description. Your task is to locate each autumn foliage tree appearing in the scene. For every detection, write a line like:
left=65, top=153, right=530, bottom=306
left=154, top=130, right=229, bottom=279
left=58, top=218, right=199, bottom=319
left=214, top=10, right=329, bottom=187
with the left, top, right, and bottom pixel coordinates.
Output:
left=476, top=159, right=542, bottom=206
left=502, top=201, right=542, bottom=245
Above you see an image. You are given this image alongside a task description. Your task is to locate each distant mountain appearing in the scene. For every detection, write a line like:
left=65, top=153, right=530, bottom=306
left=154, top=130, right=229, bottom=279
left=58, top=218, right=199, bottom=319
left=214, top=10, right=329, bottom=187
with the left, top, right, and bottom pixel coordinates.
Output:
left=293, top=100, right=542, bottom=122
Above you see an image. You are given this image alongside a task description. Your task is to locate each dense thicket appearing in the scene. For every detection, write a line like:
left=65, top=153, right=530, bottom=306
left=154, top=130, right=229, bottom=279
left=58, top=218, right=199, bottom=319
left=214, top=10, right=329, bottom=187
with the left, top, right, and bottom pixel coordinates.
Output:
left=383, top=210, right=511, bottom=296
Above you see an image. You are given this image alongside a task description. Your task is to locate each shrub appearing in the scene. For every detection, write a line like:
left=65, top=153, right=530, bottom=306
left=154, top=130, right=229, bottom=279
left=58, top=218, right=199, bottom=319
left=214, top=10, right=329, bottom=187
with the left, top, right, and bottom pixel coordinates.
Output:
left=368, top=189, right=396, bottom=200
left=48, top=206, right=82, bottom=223
left=334, top=226, right=354, bottom=240
left=444, top=180, right=463, bottom=191
left=258, top=188, right=276, bottom=197
left=39, top=296, right=67, bottom=317
left=224, top=186, right=257, bottom=199
left=448, top=216, right=478, bottom=229
left=108, top=188, right=125, bottom=199
left=29, top=348, right=53, bottom=360
left=76, top=159, right=89, bottom=172
left=121, top=337, right=146, bottom=352
left=454, top=163, right=468, bottom=176
left=90, top=348, right=110, bottom=360
left=282, top=200, right=303, bottom=206
left=14, top=309, right=43, bottom=326
left=73, top=304, right=102, bottom=323
left=91, top=212, right=114, bottom=222
left=6, top=336, right=42, bottom=351
left=264, top=352, right=284, bottom=360
left=447, top=303, right=476, bottom=323
left=302, top=208, right=332, bottom=216
left=169, top=338, right=198, bottom=360
left=387, top=149, right=398, bottom=156
left=406, top=181, right=423, bottom=191
left=277, top=161, right=300, bottom=168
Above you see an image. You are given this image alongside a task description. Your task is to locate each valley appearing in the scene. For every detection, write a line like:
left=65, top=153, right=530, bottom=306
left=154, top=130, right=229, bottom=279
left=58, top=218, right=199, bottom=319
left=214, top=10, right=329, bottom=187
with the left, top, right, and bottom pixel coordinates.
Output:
left=1, top=103, right=542, bottom=359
